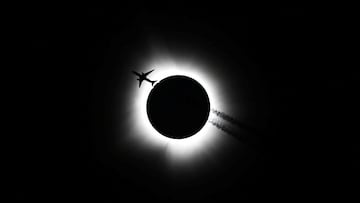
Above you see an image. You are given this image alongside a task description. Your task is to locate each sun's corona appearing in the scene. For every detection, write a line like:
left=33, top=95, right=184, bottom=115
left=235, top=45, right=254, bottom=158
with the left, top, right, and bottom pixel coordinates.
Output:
left=125, top=56, right=225, bottom=164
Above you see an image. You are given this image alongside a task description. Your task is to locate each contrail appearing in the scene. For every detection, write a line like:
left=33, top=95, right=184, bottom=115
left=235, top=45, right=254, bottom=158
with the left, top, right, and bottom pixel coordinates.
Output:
left=210, top=109, right=257, bottom=133
left=208, top=119, right=247, bottom=142
left=208, top=108, right=262, bottom=144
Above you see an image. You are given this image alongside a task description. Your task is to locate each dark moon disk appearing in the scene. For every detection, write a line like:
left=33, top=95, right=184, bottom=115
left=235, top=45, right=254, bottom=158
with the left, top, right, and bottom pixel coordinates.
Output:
left=147, top=75, right=210, bottom=139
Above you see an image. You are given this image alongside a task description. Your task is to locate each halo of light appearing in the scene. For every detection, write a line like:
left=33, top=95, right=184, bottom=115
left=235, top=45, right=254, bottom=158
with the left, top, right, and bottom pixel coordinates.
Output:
left=123, top=55, right=228, bottom=165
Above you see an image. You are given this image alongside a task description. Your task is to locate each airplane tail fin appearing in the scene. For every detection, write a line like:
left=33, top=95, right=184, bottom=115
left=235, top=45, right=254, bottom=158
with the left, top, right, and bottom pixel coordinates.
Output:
left=151, top=80, right=157, bottom=86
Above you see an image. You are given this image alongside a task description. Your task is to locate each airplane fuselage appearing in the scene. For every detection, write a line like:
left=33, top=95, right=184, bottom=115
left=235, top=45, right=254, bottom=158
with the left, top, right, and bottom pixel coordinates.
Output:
left=132, top=70, right=157, bottom=87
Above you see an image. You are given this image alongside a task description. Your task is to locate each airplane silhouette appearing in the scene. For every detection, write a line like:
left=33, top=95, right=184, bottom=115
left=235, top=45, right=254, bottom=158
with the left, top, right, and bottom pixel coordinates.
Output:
left=132, top=69, right=157, bottom=87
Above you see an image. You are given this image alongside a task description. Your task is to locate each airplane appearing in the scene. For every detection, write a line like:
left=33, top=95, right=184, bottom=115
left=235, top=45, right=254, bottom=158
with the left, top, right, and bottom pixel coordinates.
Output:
left=132, top=69, right=157, bottom=87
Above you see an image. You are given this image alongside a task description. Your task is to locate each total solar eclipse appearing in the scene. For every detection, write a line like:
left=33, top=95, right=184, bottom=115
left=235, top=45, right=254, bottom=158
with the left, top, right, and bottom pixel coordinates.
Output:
left=147, top=75, right=210, bottom=139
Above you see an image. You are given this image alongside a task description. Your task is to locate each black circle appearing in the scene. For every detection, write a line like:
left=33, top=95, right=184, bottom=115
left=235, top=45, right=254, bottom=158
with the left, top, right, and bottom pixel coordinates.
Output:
left=147, top=75, right=210, bottom=139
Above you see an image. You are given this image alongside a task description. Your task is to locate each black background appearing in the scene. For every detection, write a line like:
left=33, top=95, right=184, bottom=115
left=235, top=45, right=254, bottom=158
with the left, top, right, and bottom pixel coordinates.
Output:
left=20, top=3, right=357, bottom=201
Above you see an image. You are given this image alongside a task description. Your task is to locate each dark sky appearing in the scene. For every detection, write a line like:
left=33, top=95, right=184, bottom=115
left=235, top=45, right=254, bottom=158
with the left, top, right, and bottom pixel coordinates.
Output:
left=20, top=3, right=357, bottom=201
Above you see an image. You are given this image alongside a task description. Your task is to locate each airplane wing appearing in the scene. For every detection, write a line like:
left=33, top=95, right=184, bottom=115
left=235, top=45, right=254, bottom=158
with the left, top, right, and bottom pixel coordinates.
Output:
left=132, top=71, right=141, bottom=77
left=143, top=69, right=154, bottom=76
left=138, top=80, right=143, bottom=88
